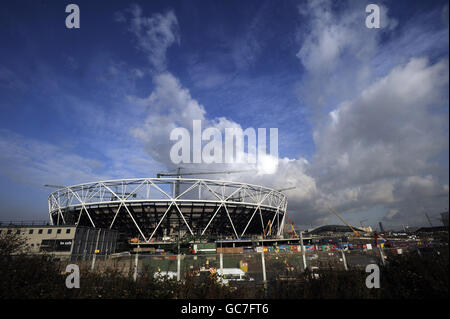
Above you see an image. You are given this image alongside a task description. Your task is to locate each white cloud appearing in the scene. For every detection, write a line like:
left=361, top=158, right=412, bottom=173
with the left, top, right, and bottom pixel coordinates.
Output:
left=296, top=0, right=397, bottom=121
left=305, top=56, right=449, bottom=225
left=128, top=71, right=319, bottom=214
left=130, top=72, right=207, bottom=166
left=313, top=58, right=448, bottom=187
left=119, top=5, right=180, bottom=72
left=386, top=209, right=399, bottom=220
left=126, top=2, right=448, bottom=228
left=0, top=130, right=105, bottom=186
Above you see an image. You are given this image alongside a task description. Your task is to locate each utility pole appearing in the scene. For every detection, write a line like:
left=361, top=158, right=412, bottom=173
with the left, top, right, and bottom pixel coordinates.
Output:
left=91, top=230, right=101, bottom=271
left=133, top=245, right=139, bottom=282
left=91, top=252, right=96, bottom=271
left=261, top=245, right=267, bottom=290
left=341, top=249, right=348, bottom=271
left=177, top=239, right=181, bottom=281
left=177, top=254, right=181, bottom=282
left=378, top=245, right=385, bottom=266
left=219, top=252, right=224, bottom=284
left=300, top=231, right=307, bottom=270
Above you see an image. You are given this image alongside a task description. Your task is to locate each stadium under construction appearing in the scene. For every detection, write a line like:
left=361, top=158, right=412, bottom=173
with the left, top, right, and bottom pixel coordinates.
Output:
left=0, top=171, right=446, bottom=259
left=44, top=174, right=449, bottom=254
left=47, top=177, right=291, bottom=247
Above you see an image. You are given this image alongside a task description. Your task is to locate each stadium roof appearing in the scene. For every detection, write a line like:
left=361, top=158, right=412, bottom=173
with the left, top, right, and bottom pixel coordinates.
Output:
left=306, top=224, right=364, bottom=235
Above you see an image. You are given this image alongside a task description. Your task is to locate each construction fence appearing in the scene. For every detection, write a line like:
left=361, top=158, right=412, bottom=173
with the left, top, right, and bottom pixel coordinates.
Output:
left=46, top=245, right=429, bottom=284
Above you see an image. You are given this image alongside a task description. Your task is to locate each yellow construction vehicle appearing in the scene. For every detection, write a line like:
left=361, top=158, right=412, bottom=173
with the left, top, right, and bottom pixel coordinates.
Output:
left=263, top=220, right=273, bottom=238
left=283, top=215, right=298, bottom=238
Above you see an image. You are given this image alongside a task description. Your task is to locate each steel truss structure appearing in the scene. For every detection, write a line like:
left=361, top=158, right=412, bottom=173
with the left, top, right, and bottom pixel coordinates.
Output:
left=48, top=178, right=288, bottom=242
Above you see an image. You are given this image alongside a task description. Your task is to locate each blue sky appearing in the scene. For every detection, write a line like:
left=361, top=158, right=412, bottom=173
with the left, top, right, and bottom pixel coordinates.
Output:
left=0, top=0, right=448, bottom=229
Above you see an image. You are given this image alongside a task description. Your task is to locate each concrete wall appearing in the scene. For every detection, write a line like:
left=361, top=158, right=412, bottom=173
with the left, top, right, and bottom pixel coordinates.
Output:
left=0, top=225, right=77, bottom=255
left=0, top=225, right=118, bottom=258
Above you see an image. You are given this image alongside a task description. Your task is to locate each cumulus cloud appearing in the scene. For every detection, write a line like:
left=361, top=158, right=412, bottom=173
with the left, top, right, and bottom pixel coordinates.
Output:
left=301, top=57, right=449, bottom=226
left=131, top=72, right=206, bottom=166
left=284, top=0, right=449, bottom=227
left=127, top=2, right=448, bottom=228
left=118, top=5, right=180, bottom=72
left=312, top=58, right=449, bottom=189
left=128, top=70, right=319, bottom=227
left=123, top=6, right=302, bottom=179
left=296, top=0, right=397, bottom=122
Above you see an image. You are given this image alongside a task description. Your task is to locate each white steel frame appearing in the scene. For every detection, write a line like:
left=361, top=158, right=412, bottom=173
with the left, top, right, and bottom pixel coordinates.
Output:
left=48, top=178, right=288, bottom=242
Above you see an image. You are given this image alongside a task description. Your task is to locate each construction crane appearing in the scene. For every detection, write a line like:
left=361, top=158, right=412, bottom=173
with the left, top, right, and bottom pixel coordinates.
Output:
left=157, top=167, right=257, bottom=178
left=327, top=205, right=361, bottom=237
left=283, top=214, right=298, bottom=238
left=260, top=187, right=296, bottom=238
left=230, top=186, right=296, bottom=202
left=277, top=186, right=296, bottom=193
left=44, top=184, right=66, bottom=189
left=157, top=167, right=257, bottom=196
left=263, top=220, right=272, bottom=238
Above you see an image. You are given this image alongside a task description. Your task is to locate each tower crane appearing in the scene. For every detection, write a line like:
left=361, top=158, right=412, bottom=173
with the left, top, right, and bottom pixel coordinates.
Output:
left=156, top=167, right=257, bottom=196
left=44, top=184, right=66, bottom=189
left=157, top=167, right=256, bottom=178
left=276, top=186, right=297, bottom=193
left=230, top=186, right=296, bottom=202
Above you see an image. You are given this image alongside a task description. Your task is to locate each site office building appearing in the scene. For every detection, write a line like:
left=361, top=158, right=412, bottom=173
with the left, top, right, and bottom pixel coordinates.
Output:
left=0, top=224, right=118, bottom=259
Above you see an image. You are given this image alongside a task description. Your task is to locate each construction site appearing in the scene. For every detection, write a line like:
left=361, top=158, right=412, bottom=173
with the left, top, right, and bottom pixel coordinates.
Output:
left=0, top=168, right=446, bottom=289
